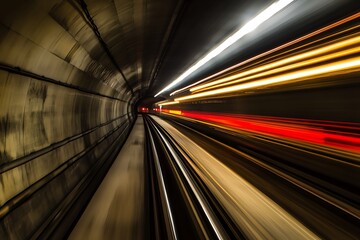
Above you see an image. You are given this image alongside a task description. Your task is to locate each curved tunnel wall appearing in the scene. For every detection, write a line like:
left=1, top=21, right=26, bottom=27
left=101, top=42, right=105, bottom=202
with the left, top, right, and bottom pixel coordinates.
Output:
left=0, top=1, right=135, bottom=238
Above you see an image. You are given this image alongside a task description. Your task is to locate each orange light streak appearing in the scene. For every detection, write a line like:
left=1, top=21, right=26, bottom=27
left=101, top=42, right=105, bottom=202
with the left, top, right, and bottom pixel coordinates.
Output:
left=170, top=12, right=360, bottom=96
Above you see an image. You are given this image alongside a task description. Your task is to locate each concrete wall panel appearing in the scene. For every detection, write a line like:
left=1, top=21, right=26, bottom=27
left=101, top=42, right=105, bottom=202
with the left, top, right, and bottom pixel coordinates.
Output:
left=0, top=0, right=137, bottom=238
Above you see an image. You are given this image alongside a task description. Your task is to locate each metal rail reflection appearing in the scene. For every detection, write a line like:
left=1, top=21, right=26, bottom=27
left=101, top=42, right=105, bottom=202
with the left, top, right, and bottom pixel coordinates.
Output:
left=148, top=113, right=360, bottom=238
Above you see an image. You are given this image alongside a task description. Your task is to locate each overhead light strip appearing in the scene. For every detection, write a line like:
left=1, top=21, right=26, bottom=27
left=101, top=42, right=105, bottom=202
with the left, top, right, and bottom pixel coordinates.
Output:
left=154, top=0, right=295, bottom=97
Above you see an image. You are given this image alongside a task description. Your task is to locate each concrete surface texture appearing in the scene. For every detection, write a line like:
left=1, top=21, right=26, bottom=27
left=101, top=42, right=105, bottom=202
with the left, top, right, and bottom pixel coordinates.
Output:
left=0, top=0, right=139, bottom=238
left=69, top=116, right=145, bottom=240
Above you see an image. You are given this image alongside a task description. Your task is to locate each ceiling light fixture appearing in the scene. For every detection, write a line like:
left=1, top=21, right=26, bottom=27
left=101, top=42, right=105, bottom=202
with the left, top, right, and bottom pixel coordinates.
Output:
left=154, top=0, right=295, bottom=97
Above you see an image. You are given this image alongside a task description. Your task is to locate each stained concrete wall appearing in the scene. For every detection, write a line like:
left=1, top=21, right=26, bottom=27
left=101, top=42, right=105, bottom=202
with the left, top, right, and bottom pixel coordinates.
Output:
left=0, top=0, right=135, bottom=239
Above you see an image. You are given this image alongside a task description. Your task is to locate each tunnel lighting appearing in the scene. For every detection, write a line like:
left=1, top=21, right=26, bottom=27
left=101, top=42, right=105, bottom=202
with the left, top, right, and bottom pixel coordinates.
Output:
left=190, top=36, right=360, bottom=92
left=193, top=44, right=360, bottom=92
left=175, top=57, right=360, bottom=102
left=163, top=110, right=360, bottom=153
left=154, top=0, right=295, bottom=97
left=158, top=101, right=179, bottom=106
left=169, top=12, right=360, bottom=96
left=169, top=110, right=182, bottom=115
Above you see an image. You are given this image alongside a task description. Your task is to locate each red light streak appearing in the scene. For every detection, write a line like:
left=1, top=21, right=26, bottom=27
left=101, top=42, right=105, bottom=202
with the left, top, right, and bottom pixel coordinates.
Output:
left=164, top=110, right=360, bottom=153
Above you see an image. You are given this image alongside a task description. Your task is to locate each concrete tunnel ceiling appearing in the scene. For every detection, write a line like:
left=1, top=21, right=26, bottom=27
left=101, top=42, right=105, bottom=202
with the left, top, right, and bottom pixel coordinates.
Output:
left=0, top=0, right=360, bottom=238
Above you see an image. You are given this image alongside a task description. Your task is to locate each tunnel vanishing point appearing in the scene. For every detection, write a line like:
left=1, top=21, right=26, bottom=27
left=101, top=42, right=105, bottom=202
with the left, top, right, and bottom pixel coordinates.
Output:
left=1, top=0, right=360, bottom=239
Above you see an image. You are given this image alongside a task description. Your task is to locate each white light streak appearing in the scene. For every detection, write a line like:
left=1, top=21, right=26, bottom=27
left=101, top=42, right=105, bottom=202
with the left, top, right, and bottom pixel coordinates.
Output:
left=154, top=0, right=295, bottom=97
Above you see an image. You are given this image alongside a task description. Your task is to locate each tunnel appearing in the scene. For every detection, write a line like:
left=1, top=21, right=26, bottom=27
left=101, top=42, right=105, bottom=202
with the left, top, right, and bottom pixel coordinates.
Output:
left=0, top=0, right=359, bottom=239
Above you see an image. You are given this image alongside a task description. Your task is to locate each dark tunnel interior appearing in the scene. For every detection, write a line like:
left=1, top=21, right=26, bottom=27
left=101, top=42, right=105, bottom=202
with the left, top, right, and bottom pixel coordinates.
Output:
left=1, top=0, right=360, bottom=239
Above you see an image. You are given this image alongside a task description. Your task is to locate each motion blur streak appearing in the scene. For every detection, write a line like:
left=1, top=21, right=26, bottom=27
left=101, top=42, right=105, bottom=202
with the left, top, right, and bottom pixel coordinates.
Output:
left=170, top=12, right=360, bottom=96
left=175, top=56, right=360, bottom=102
left=168, top=110, right=182, bottom=115
left=158, top=101, right=180, bottom=106
left=161, top=111, right=360, bottom=153
left=151, top=115, right=319, bottom=239
left=155, top=0, right=295, bottom=97
left=190, top=35, right=360, bottom=92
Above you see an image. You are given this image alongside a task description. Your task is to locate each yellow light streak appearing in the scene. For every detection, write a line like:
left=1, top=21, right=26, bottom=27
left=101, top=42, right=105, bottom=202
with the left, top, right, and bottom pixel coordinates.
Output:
left=190, top=35, right=360, bottom=92
left=170, top=12, right=360, bottom=96
left=169, top=110, right=182, bottom=115
left=158, top=101, right=179, bottom=106
left=196, top=45, right=360, bottom=92
left=175, top=57, right=360, bottom=102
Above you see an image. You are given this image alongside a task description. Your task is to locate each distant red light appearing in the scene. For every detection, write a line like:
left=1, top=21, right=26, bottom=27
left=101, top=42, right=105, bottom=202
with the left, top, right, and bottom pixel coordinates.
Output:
left=139, top=107, right=149, bottom=112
